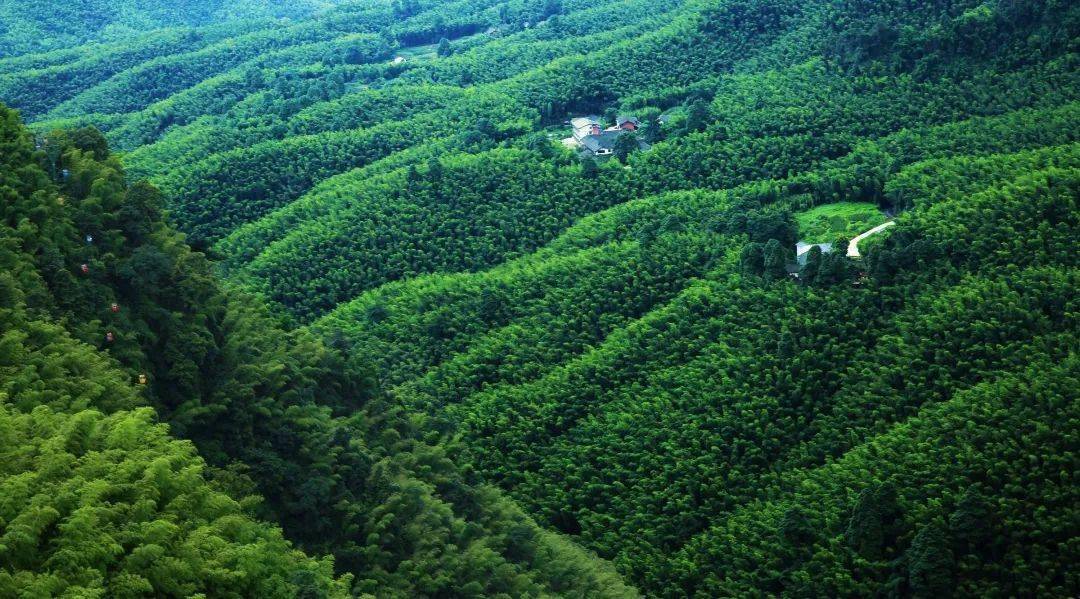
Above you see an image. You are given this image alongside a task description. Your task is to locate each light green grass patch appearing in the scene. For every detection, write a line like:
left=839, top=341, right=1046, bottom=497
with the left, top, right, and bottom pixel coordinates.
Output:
left=796, top=201, right=887, bottom=243
left=395, top=42, right=439, bottom=60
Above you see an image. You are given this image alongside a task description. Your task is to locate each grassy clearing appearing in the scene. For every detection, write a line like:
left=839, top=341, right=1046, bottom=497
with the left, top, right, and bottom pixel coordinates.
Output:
left=395, top=42, right=439, bottom=60
left=796, top=201, right=887, bottom=242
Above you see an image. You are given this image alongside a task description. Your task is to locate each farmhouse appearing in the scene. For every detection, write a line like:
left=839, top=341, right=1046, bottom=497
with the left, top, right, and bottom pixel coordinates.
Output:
left=616, top=115, right=640, bottom=131
left=581, top=130, right=622, bottom=156
left=567, top=114, right=642, bottom=156
left=571, top=116, right=602, bottom=141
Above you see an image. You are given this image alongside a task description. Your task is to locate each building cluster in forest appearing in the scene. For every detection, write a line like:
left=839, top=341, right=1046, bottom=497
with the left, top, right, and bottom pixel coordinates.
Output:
left=564, top=114, right=641, bottom=156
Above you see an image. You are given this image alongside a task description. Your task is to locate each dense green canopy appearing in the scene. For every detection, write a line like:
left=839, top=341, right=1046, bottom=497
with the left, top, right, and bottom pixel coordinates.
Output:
left=0, top=106, right=633, bottom=597
left=1, top=0, right=1077, bottom=596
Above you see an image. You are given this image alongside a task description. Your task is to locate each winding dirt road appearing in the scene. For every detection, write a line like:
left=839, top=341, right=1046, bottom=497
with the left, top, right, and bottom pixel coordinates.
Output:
left=847, top=220, right=896, bottom=257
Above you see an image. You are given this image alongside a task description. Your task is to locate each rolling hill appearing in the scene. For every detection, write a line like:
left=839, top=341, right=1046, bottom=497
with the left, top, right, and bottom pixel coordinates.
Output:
left=1, top=0, right=1078, bottom=596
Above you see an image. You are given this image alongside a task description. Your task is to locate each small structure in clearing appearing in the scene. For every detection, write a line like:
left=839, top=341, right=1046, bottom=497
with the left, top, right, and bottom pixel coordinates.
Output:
left=788, top=203, right=900, bottom=282
left=796, top=241, right=834, bottom=266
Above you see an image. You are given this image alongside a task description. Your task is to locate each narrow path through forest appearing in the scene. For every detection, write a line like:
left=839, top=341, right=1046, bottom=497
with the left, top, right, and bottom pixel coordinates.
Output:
left=847, top=220, right=896, bottom=257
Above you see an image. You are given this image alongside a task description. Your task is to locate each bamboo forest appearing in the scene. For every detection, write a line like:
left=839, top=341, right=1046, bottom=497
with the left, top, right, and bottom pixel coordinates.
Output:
left=0, top=0, right=1077, bottom=596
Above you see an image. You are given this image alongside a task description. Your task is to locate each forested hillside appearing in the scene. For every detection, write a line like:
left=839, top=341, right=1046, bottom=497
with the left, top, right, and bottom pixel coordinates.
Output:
left=0, top=0, right=341, bottom=56
left=0, top=109, right=631, bottom=596
left=2, top=0, right=1078, bottom=596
